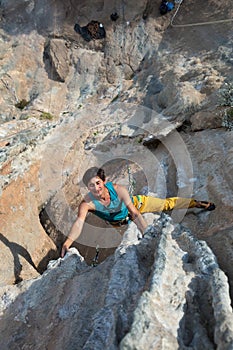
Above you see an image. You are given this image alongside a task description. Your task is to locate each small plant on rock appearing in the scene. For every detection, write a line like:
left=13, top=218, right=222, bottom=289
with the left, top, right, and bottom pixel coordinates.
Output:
left=40, top=112, right=54, bottom=120
left=15, top=99, right=30, bottom=110
left=218, top=82, right=233, bottom=130
left=222, top=107, right=233, bottom=131
left=218, top=82, right=233, bottom=107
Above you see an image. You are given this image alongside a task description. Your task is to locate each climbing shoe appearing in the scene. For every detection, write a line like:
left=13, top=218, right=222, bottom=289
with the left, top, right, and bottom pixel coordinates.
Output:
left=195, top=201, right=216, bottom=211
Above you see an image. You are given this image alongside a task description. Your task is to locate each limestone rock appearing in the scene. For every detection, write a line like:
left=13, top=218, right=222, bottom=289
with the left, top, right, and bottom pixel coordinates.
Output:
left=44, top=39, right=70, bottom=82
left=157, top=80, right=205, bottom=120
left=180, top=129, right=233, bottom=302
left=0, top=215, right=233, bottom=349
left=190, top=110, right=223, bottom=131
left=106, top=57, right=118, bottom=84
left=0, top=162, right=58, bottom=286
left=0, top=1, right=233, bottom=348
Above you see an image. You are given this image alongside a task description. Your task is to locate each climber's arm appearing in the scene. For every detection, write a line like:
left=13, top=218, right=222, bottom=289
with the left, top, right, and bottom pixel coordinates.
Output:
left=115, top=184, right=148, bottom=234
left=61, top=201, right=90, bottom=257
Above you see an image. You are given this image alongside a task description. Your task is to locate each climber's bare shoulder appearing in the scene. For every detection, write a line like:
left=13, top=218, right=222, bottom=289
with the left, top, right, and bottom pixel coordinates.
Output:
left=81, top=195, right=96, bottom=212
left=113, top=183, right=132, bottom=206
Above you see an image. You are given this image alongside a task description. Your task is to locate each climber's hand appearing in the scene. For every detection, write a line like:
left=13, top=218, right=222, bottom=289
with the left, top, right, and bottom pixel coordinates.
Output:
left=61, top=243, right=69, bottom=258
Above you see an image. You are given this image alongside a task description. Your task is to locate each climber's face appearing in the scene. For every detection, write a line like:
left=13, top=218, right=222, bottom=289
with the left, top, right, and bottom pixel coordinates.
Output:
left=87, top=176, right=105, bottom=198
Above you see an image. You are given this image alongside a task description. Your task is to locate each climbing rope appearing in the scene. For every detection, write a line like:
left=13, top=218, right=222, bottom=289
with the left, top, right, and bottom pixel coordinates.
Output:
left=118, top=1, right=136, bottom=197
left=87, top=21, right=100, bottom=37
left=127, top=161, right=136, bottom=196
left=170, top=0, right=233, bottom=28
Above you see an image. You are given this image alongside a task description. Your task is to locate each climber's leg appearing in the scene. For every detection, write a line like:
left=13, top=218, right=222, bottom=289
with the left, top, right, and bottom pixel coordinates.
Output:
left=132, top=195, right=196, bottom=213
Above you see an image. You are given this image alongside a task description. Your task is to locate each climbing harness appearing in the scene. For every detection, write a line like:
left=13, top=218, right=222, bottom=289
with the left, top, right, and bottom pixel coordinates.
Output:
left=108, top=216, right=130, bottom=226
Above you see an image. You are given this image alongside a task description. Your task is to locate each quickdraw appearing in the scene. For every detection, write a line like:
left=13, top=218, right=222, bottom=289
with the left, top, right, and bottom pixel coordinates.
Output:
left=91, top=245, right=100, bottom=267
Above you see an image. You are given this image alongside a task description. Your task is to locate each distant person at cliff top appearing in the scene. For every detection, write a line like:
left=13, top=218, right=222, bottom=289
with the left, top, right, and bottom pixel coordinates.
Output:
left=61, top=167, right=215, bottom=257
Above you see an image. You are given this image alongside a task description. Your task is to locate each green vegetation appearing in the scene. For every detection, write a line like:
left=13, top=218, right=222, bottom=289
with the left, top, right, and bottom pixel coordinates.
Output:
left=137, top=137, right=143, bottom=143
left=20, top=115, right=30, bottom=120
left=40, top=112, right=54, bottom=120
left=222, top=107, right=233, bottom=131
left=15, top=99, right=30, bottom=110
left=219, top=82, right=233, bottom=130
left=218, top=82, right=233, bottom=107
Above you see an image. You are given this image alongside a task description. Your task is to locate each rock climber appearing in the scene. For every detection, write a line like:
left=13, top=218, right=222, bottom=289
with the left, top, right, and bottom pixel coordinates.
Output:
left=61, top=167, right=215, bottom=257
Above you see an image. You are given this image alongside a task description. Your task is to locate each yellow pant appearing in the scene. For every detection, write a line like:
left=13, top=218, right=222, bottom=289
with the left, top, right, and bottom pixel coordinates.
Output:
left=132, top=195, right=196, bottom=213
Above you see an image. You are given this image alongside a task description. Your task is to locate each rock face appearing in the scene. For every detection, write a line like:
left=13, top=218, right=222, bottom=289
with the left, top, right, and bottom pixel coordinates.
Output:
left=44, top=38, right=70, bottom=82
left=0, top=162, right=55, bottom=285
left=0, top=214, right=233, bottom=350
left=1, top=0, right=233, bottom=347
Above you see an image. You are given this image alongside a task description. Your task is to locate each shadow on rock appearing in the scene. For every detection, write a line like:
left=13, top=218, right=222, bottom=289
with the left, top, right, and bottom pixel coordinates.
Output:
left=0, top=232, right=39, bottom=284
left=37, top=248, right=60, bottom=274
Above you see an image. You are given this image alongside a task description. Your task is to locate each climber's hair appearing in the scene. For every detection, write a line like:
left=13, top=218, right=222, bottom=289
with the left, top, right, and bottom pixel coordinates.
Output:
left=82, top=167, right=106, bottom=187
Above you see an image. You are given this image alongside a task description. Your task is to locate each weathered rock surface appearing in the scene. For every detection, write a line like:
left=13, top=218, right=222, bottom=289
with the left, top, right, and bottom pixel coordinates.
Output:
left=44, top=38, right=70, bottom=82
left=0, top=215, right=233, bottom=350
left=1, top=0, right=233, bottom=347
left=0, top=161, right=57, bottom=286
left=190, top=110, right=223, bottom=131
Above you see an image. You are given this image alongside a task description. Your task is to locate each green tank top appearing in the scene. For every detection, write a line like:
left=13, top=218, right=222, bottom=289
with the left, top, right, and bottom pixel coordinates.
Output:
left=88, top=182, right=129, bottom=222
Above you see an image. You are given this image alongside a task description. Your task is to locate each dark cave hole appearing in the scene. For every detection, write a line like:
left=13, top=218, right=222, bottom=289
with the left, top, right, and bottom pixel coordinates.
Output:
left=39, top=206, right=120, bottom=272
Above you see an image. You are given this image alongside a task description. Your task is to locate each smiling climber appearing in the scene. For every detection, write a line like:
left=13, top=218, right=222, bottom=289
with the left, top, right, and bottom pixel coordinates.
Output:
left=61, top=167, right=215, bottom=257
